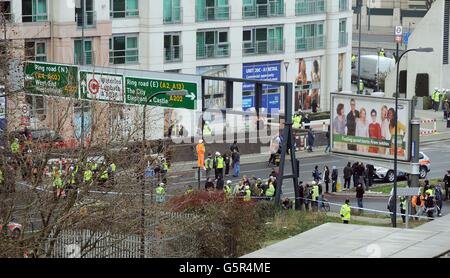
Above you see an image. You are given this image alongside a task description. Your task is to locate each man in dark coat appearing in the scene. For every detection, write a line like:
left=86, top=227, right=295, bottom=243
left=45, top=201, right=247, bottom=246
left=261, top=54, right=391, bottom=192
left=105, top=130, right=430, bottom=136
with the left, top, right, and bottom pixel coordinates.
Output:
left=307, top=128, right=315, bottom=152
left=346, top=98, right=359, bottom=151
left=343, top=162, right=353, bottom=189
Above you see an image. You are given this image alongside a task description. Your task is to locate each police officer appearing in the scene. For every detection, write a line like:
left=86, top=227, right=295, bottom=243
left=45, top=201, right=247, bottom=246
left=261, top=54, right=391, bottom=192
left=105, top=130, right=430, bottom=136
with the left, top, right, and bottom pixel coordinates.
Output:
left=84, top=167, right=93, bottom=184
left=205, top=153, right=213, bottom=178
left=340, top=199, right=351, bottom=224
left=243, top=185, right=251, bottom=202
left=99, top=165, right=109, bottom=186
left=224, top=180, right=232, bottom=196
left=156, top=182, right=166, bottom=203
left=433, top=88, right=441, bottom=112
left=214, top=152, right=224, bottom=180
left=311, top=181, right=320, bottom=211
left=292, top=112, right=302, bottom=129
left=109, top=162, right=117, bottom=185
left=265, top=179, right=275, bottom=200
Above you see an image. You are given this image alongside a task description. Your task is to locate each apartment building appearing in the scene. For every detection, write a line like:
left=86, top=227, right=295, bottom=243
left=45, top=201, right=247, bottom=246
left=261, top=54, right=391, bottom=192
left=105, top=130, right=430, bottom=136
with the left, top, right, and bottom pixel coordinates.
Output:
left=1, top=0, right=352, bottom=141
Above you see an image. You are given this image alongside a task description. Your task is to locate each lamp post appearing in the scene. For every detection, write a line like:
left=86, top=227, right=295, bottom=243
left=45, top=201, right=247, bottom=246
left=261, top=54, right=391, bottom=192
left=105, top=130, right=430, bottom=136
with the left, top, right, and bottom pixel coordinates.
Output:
left=284, top=61, right=290, bottom=82
left=393, top=47, right=433, bottom=227
left=140, top=90, right=188, bottom=257
left=356, top=0, right=362, bottom=94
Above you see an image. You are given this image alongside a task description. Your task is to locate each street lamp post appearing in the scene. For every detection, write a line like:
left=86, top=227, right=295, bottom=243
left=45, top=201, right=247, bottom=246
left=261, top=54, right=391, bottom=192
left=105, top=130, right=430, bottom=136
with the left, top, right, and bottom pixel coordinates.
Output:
left=284, top=61, right=290, bottom=82
left=356, top=0, right=363, bottom=94
left=393, top=47, right=433, bottom=227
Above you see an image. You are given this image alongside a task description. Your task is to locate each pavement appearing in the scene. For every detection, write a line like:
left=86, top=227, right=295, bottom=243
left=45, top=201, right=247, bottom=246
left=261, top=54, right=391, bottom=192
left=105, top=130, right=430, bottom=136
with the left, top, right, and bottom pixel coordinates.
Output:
left=242, top=214, right=450, bottom=258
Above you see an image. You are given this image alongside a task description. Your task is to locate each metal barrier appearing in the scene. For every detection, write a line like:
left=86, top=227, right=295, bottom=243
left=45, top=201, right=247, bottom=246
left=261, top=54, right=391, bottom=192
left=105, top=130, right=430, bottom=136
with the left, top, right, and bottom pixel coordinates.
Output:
left=420, top=118, right=437, bottom=135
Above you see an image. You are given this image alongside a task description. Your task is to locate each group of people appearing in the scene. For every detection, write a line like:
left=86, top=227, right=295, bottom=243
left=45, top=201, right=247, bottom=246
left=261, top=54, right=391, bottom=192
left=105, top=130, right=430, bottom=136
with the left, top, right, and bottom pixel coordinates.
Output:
left=197, top=140, right=241, bottom=179
left=431, top=87, right=449, bottom=114
left=333, top=98, right=406, bottom=157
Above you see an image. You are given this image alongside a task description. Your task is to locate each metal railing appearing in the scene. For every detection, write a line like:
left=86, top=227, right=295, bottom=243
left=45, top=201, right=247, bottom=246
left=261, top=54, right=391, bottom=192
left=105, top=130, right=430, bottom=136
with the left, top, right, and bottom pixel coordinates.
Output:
left=163, top=7, right=183, bottom=24
left=110, top=10, right=139, bottom=18
left=109, top=51, right=139, bottom=64
left=76, top=11, right=96, bottom=28
left=196, top=5, right=230, bottom=22
left=339, top=32, right=348, bottom=47
left=296, top=36, right=325, bottom=52
left=242, top=40, right=284, bottom=56
left=295, top=0, right=325, bottom=15
left=339, top=0, right=348, bottom=11
left=196, top=43, right=230, bottom=59
left=242, top=2, right=285, bottom=18
left=164, top=46, right=182, bottom=63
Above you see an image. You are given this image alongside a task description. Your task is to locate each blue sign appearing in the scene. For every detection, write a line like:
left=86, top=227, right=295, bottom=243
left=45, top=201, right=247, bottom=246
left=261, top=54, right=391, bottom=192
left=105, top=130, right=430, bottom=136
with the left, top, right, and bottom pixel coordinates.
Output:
left=145, top=166, right=155, bottom=178
left=403, top=32, right=411, bottom=46
left=242, top=93, right=280, bottom=111
left=242, top=61, right=281, bottom=92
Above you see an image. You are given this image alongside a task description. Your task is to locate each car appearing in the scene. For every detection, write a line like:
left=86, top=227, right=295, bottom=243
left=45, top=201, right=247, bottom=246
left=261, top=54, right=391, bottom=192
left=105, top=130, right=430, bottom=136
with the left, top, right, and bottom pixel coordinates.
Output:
left=0, top=222, right=23, bottom=239
left=374, top=152, right=431, bottom=182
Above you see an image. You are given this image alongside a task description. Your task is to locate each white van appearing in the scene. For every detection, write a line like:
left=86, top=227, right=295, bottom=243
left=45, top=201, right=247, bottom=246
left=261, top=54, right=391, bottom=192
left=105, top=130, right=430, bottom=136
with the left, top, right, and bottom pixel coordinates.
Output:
left=351, top=55, right=395, bottom=88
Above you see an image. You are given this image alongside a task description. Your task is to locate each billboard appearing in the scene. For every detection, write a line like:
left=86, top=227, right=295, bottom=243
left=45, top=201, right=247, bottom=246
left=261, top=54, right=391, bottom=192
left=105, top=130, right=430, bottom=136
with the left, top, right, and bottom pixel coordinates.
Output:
left=242, top=61, right=281, bottom=92
left=294, top=57, right=321, bottom=111
left=331, top=93, right=412, bottom=162
left=80, top=71, right=124, bottom=102
left=242, top=93, right=280, bottom=111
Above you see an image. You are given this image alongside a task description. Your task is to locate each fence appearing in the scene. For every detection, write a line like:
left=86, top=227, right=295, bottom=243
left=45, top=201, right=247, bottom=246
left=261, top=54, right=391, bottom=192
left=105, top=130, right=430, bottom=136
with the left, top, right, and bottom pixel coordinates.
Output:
left=44, top=212, right=199, bottom=258
left=420, top=118, right=437, bottom=136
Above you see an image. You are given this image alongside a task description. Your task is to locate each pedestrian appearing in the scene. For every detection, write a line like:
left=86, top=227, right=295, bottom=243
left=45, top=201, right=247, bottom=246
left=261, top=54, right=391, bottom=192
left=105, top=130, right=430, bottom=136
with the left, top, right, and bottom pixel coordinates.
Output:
left=432, top=88, right=440, bottom=112
left=435, top=184, right=443, bottom=217
left=411, top=194, right=418, bottom=220
left=323, top=166, right=330, bottom=193
left=205, top=153, right=213, bottom=179
left=214, top=152, right=224, bottom=180
left=325, top=125, right=331, bottom=153
left=340, top=199, right=351, bottom=224
left=352, top=162, right=359, bottom=189
left=232, top=149, right=240, bottom=177
left=224, top=152, right=231, bottom=177
left=343, top=162, right=353, bottom=190
left=425, top=191, right=435, bottom=219
left=307, top=128, right=315, bottom=152
left=230, top=140, right=239, bottom=153
left=297, top=181, right=304, bottom=210
left=399, top=196, right=407, bottom=223
left=216, top=176, right=224, bottom=191
left=304, top=184, right=311, bottom=211
left=443, top=170, right=450, bottom=200
left=387, top=194, right=396, bottom=226
left=265, top=179, right=275, bottom=200
left=243, top=185, right=251, bottom=202
left=303, top=114, right=310, bottom=130
left=366, top=164, right=374, bottom=188
left=196, top=139, right=205, bottom=170
left=312, top=165, right=322, bottom=182
left=415, top=192, right=426, bottom=218
left=331, top=166, right=338, bottom=192
left=356, top=183, right=364, bottom=214
left=282, top=198, right=293, bottom=210
left=205, top=178, right=215, bottom=191
left=224, top=180, right=232, bottom=196
left=268, top=135, right=280, bottom=166
left=155, top=183, right=166, bottom=203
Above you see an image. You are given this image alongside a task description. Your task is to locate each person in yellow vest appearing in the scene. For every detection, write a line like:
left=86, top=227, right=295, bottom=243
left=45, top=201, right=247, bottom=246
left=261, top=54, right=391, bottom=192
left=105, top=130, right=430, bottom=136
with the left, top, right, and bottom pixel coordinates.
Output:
left=311, top=181, right=320, bottom=211
left=351, top=54, right=356, bottom=65
left=196, top=139, right=206, bottom=170
left=224, top=180, right=233, bottom=197
left=265, top=180, right=275, bottom=200
left=359, top=80, right=364, bottom=93
left=53, top=169, right=64, bottom=198
left=162, top=159, right=169, bottom=175
left=378, top=48, right=385, bottom=57
left=205, top=153, right=213, bottom=179
left=203, top=121, right=212, bottom=136
left=109, top=162, right=117, bottom=185
left=156, top=182, right=166, bottom=203
left=432, top=88, right=441, bottom=112
left=292, top=113, right=302, bottom=129
left=68, top=163, right=79, bottom=189
left=340, top=199, right=351, bottom=224
left=84, top=168, right=93, bottom=185
left=90, top=161, right=98, bottom=179
left=243, top=185, right=251, bottom=202
left=99, top=164, right=109, bottom=186
left=185, top=185, right=194, bottom=195
left=214, top=152, right=224, bottom=180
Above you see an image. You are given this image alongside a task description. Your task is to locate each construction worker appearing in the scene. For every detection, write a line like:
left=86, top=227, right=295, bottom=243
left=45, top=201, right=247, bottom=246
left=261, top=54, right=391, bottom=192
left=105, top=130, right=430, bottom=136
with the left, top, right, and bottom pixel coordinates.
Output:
left=162, top=159, right=169, bottom=175
left=358, top=79, right=364, bottom=93
left=99, top=166, right=109, bottom=186
left=224, top=180, right=233, bottom=196
left=83, top=167, right=93, bottom=184
left=292, top=112, right=302, bottom=129
left=185, top=185, right=194, bottom=195
left=205, top=153, right=213, bottom=178
left=432, top=88, right=441, bottom=112
left=109, top=162, right=117, bottom=185
left=53, top=169, right=64, bottom=198
left=378, top=48, right=385, bottom=57
left=214, top=152, right=224, bottom=180
left=203, top=121, right=212, bottom=136
left=196, top=139, right=206, bottom=169
left=156, top=182, right=166, bottom=203
left=340, top=199, right=351, bottom=224
left=90, top=161, right=98, bottom=179
left=351, top=54, right=356, bottom=64
left=311, top=181, right=320, bottom=211
left=265, top=180, right=275, bottom=200
left=243, top=185, right=251, bottom=202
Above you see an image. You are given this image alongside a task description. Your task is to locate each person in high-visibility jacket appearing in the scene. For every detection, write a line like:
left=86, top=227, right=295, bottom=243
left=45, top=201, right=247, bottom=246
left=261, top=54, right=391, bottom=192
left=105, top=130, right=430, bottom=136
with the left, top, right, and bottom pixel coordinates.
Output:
left=292, top=113, right=302, bottom=129
left=224, top=180, right=233, bottom=196
left=196, top=139, right=206, bottom=169
left=311, top=181, right=320, bottom=211
left=69, top=164, right=79, bottom=187
left=53, top=169, right=64, bottom=198
left=156, top=183, right=166, bottom=203
left=378, top=48, right=385, bottom=57
left=185, top=185, right=194, bottom=195
left=358, top=80, right=364, bottom=93
left=214, top=152, right=224, bottom=180
left=205, top=153, right=213, bottom=178
left=265, top=181, right=275, bottom=200
left=109, top=162, right=117, bottom=184
left=99, top=166, right=109, bottom=185
left=432, top=88, right=441, bottom=112
left=351, top=54, right=356, bottom=64
left=11, top=138, right=20, bottom=155
left=243, top=185, right=251, bottom=202
left=162, top=159, right=169, bottom=175
left=84, top=168, right=93, bottom=184
left=203, top=121, right=212, bottom=136
left=340, top=199, right=351, bottom=224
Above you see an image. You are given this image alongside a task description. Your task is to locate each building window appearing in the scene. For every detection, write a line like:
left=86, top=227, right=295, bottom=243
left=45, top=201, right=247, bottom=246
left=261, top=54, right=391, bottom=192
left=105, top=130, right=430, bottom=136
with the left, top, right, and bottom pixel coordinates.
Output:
left=196, top=30, right=230, bottom=59
left=242, top=26, right=284, bottom=55
left=164, top=33, right=182, bottom=63
left=196, top=0, right=230, bottom=22
left=163, top=0, right=182, bottom=23
left=110, top=0, right=139, bottom=18
left=25, top=41, right=47, bottom=61
left=295, top=0, right=325, bottom=16
left=295, top=22, right=324, bottom=51
left=339, top=0, right=348, bottom=11
left=22, top=0, right=48, bottom=22
left=242, top=0, right=285, bottom=19
left=109, top=35, right=139, bottom=64
left=339, top=19, right=348, bottom=47
left=74, top=39, right=93, bottom=65
left=25, top=95, right=46, bottom=117
left=0, top=1, right=12, bottom=21
left=75, top=0, right=96, bottom=28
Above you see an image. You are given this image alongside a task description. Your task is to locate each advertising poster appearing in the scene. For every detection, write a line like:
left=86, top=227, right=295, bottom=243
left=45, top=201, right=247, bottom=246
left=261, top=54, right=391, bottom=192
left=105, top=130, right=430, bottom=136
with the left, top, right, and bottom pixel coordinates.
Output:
left=80, top=71, right=124, bottom=102
left=331, top=93, right=411, bottom=161
left=294, top=57, right=321, bottom=111
left=242, top=61, right=281, bottom=92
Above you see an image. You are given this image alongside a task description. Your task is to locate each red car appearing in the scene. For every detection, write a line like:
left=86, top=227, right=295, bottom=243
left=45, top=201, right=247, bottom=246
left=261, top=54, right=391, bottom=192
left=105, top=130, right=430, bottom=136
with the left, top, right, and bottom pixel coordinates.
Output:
left=0, top=222, right=23, bottom=239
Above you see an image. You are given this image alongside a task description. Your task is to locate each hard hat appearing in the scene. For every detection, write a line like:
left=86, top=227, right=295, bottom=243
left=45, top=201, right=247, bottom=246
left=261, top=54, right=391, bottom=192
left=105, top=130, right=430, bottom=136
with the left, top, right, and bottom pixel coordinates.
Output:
left=215, top=152, right=220, bottom=156
left=245, top=185, right=250, bottom=190
left=442, top=88, right=446, bottom=91
left=312, top=181, right=317, bottom=185
left=199, top=139, right=203, bottom=144
left=227, top=180, right=232, bottom=185
left=159, top=183, right=165, bottom=187
left=257, top=178, right=262, bottom=181
left=435, top=87, right=439, bottom=91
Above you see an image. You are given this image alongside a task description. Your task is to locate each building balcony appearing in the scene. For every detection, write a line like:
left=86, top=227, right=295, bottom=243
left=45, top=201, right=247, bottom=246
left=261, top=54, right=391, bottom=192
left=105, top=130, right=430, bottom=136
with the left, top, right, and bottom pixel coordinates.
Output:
left=295, top=0, right=325, bottom=16
left=163, top=7, right=183, bottom=24
left=164, top=46, right=182, bottom=63
left=339, top=32, right=348, bottom=47
left=22, top=13, right=48, bottom=23
left=76, top=11, right=96, bottom=29
left=296, top=36, right=325, bottom=52
left=196, top=5, right=230, bottom=22
left=242, top=2, right=285, bottom=19
left=242, top=40, right=284, bottom=56
left=196, top=43, right=230, bottom=59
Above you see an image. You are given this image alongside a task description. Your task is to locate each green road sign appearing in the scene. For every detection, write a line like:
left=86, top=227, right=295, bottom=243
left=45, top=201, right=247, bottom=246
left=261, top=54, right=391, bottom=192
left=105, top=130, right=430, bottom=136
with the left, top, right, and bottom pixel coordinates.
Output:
left=80, top=71, right=124, bottom=102
left=24, top=62, right=78, bottom=98
left=125, top=77, right=197, bottom=110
